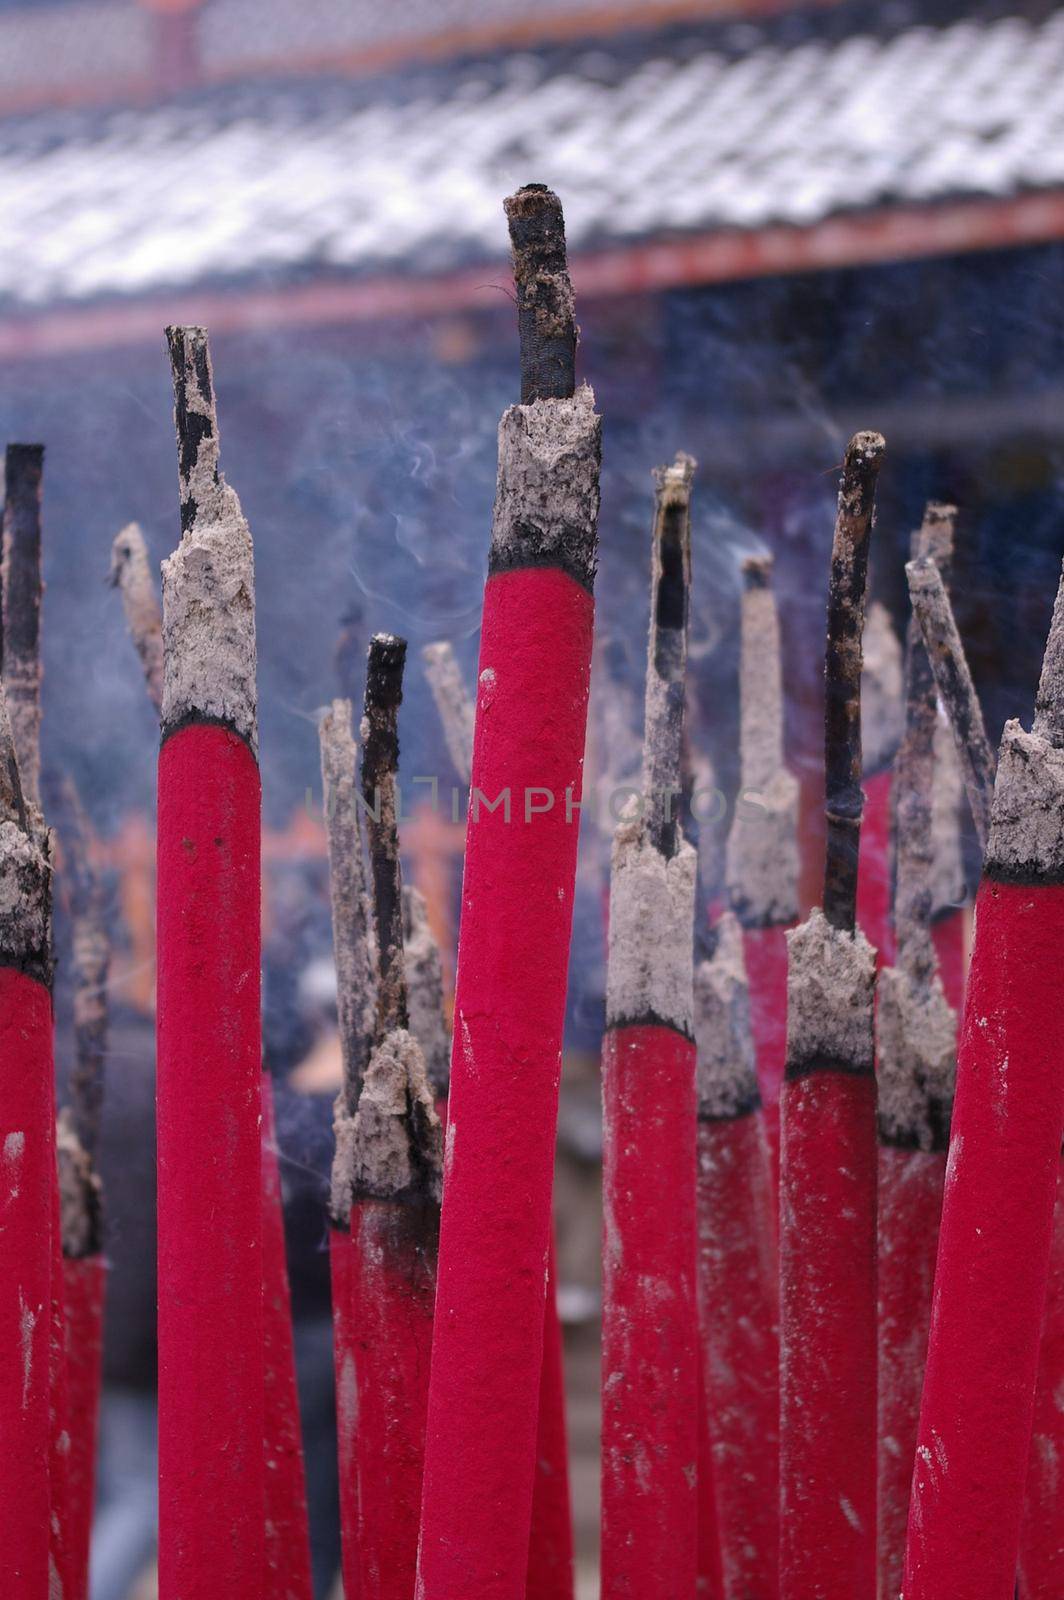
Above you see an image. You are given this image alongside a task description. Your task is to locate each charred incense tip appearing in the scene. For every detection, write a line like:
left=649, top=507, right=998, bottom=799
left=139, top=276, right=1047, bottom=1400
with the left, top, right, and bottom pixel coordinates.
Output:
left=362, top=634, right=405, bottom=785
left=362, top=634, right=408, bottom=1037
left=504, top=183, right=577, bottom=404
left=915, top=502, right=958, bottom=573
left=110, top=523, right=164, bottom=713
left=906, top=555, right=995, bottom=852
left=2, top=442, right=45, bottom=809
left=330, top=1027, right=443, bottom=1218
left=320, top=699, right=376, bottom=1117
left=823, top=430, right=885, bottom=932
left=165, top=325, right=219, bottom=526
left=161, top=327, right=257, bottom=750
left=422, top=640, right=474, bottom=786
left=643, top=452, right=695, bottom=859
left=694, top=912, right=760, bottom=1121
left=726, top=545, right=800, bottom=926
left=0, top=684, right=51, bottom=982
left=0, top=683, right=28, bottom=831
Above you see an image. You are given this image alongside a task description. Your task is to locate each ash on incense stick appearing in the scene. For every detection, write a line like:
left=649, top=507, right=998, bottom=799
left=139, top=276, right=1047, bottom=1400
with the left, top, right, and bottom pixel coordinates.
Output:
left=422, top=640, right=474, bottom=785
left=110, top=523, right=164, bottom=712
left=331, top=636, right=442, bottom=1222
left=930, top=715, right=966, bottom=915
left=56, top=1108, right=101, bottom=1260
left=503, top=182, right=577, bottom=405
left=694, top=913, right=760, bottom=1120
left=162, top=326, right=256, bottom=749
left=786, top=908, right=876, bottom=1075
left=402, top=885, right=450, bottom=1102
left=0, top=681, right=50, bottom=983
left=320, top=699, right=376, bottom=1121
left=2, top=443, right=45, bottom=807
left=725, top=554, right=799, bottom=926
left=861, top=599, right=904, bottom=777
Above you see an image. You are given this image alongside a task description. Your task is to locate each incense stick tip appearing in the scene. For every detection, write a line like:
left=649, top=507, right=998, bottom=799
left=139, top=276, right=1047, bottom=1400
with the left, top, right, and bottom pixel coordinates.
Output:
left=365, top=634, right=407, bottom=715
left=652, top=450, right=697, bottom=506
left=741, top=553, right=773, bottom=590
left=694, top=912, right=760, bottom=1120
left=4, top=441, right=45, bottom=484
left=785, top=908, right=876, bottom=1077
left=166, top=324, right=219, bottom=524
left=504, top=183, right=576, bottom=403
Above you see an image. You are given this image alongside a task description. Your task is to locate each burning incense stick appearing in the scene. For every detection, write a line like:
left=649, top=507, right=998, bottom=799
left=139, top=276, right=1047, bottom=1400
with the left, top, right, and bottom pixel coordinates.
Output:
left=110, top=522, right=164, bottom=712
left=725, top=553, right=799, bottom=1152
left=602, top=453, right=699, bottom=1598
left=780, top=430, right=884, bottom=1600
left=1020, top=1164, right=1064, bottom=1598
left=416, top=184, right=600, bottom=1600
left=422, top=640, right=474, bottom=785
left=694, top=910, right=779, bottom=1597
left=0, top=681, right=53, bottom=1600
left=2, top=443, right=44, bottom=806
left=876, top=504, right=958, bottom=1600
left=402, top=884, right=450, bottom=1102
left=329, top=635, right=443, bottom=1600
left=858, top=600, right=904, bottom=961
left=904, top=555, right=1064, bottom=1600
left=906, top=553, right=995, bottom=852
left=156, top=327, right=264, bottom=1600
left=419, top=641, right=576, bottom=1598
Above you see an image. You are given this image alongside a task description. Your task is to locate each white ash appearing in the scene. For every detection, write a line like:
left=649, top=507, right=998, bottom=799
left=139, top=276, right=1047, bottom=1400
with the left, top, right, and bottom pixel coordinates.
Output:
left=56, top=1108, right=101, bottom=1259
left=931, top=713, right=966, bottom=915
left=725, top=767, right=800, bottom=927
left=606, top=801, right=696, bottom=1034
left=986, top=720, right=1064, bottom=879
left=402, top=885, right=451, bottom=1101
left=320, top=700, right=376, bottom=1116
left=1034, top=556, right=1064, bottom=748
left=737, top=571, right=786, bottom=788
left=694, top=912, right=759, bottom=1119
left=422, top=641, right=474, bottom=785
left=0, top=818, right=50, bottom=968
left=785, top=907, right=876, bottom=1072
left=162, top=338, right=257, bottom=749
left=490, top=386, right=601, bottom=588
left=110, top=522, right=164, bottom=713
left=861, top=599, right=904, bottom=774
left=330, top=1027, right=442, bottom=1222
left=876, top=966, right=955, bottom=1148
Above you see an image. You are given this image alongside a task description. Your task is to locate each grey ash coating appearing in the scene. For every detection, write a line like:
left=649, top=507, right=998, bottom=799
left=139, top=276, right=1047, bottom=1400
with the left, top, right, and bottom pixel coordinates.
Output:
left=725, top=554, right=800, bottom=927
left=2, top=442, right=45, bottom=808
left=110, top=523, right=164, bottom=713
left=422, top=640, right=474, bottom=785
left=504, top=184, right=576, bottom=405
left=642, top=453, right=695, bottom=859
left=985, top=551, right=1064, bottom=881
left=860, top=600, right=904, bottom=778
left=57, top=1107, right=103, bottom=1259
left=320, top=700, right=376, bottom=1118
left=694, top=912, right=760, bottom=1121
left=402, top=885, right=451, bottom=1101
left=822, top=430, right=885, bottom=933
left=785, top=908, right=876, bottom=1081
left=161, top=327, right=257, bottom=751
left=907, top=553, right=995, bottom=853
left=48, top=773, right=110, bottom=1162
left=0, top=683, right=52, bottom=986
left=878, top=504, right=958, bottom=1149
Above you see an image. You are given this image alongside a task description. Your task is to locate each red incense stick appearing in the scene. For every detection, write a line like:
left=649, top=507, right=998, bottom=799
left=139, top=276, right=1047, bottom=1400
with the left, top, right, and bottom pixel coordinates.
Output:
left=876, top=503, right=958, bottom=1600
left=725, top=553, right=799, bottom=1161
left=156, top=328, right=264, bottom=1600
left=328, top=641, right=443, bottom=1600
left=416, top=185, right=600, bottom=1600
left=780, top=431, right=884, bottom=1600
left=421, top=641, right=576, bottom=1599
left=903, top=560, right=1064, bottom=1599
left=602, top=454, right=699, bottom=1598
left=0, top=677, right=53, bottom=1600
left=1019, top=1156, right=1064, bottom=1598
left=694, top=910, right=779, bottom=1597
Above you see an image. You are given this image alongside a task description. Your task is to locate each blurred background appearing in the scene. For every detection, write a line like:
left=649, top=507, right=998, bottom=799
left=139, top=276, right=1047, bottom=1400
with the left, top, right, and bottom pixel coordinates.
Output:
left=2, top=0, right=1063, bottom=1594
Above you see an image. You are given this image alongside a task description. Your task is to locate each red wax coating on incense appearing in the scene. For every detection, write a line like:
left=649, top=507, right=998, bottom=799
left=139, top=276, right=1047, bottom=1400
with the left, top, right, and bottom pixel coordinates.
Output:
left=877, top=1145, right=945, bottom=1600
left=156, top=722, right=264, bottom=1600
left=779, top=1071, right=878, bottom=1599
left=343, top=1199, right=438, bottom=1600
left=0, top=967, right=53, bottom=1599
left=696, top=1114, right=779, bottom=1598
left=742, top=923, right=788, bottom=1164
left=696, top=1358, right=725, bottom=1600
left=62, top=1253, right=106, bottom=1600
left=261, top=1074, right=313, bottom=1600
left=601, top=1023, right=699, bottom=1599
left=1019, top=1158, right=1064, bottom=1597
left=857, top=767, right=895, bottom=964
left=527, top=1244, right=575, bottom=1600
left=905, top=881, right=1064, bottom=1600
left=49, top=1165, right=73, bottom=1600
left=417, top=565, right=593, bottom=1600
left=329, top=1226, right=361, bottom=1600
